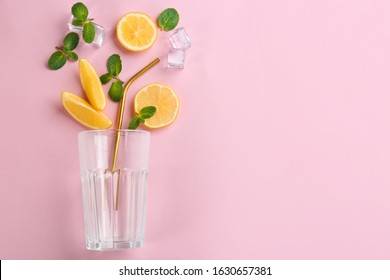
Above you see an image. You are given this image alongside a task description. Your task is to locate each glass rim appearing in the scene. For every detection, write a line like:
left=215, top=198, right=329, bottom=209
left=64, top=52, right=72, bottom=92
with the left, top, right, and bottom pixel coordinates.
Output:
left=78, top=129, right=150, bottom=137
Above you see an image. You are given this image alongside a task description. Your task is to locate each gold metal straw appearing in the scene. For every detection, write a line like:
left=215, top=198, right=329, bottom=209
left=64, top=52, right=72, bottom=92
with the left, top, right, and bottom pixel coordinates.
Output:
left=109, top=58, right=160, bottom=210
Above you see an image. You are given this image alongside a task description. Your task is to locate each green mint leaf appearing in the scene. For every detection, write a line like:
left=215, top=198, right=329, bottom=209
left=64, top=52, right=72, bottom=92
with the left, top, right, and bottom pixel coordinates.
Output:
left=108, top=81, right=124, bottom=102
left=128, top=117, right=140, bottom=130
left=139, top=116, right=145, bottom=123
left=67, top=51, right=78, bottom=61
left=157, top=8, right=179, bottom=31
left=107, top=54, right=122, bottom=77
left=48, top=51, right=67, bottom=70
left=140, top=106, right=157, bottom=119
left=63, top=32, right=79, bottom=51
left=72, top=19, right=84, bottom=26
left=72, top=2, right=88, bottom=22
left=82, top=22, right=95, bottom=43
left=100, top=73, right=113, bottom=85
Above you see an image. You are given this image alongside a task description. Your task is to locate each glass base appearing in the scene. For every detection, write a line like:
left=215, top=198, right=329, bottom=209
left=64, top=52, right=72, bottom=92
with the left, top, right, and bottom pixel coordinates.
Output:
left=86, top=239, right=144, bottom=250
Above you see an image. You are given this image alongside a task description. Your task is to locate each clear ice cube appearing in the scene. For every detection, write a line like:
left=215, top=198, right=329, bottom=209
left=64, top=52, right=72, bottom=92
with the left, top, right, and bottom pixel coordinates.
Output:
left=68, top=16, right=105, bottom=48
left=169, top=27, right=191, bottom=49
left=167, top=48, right=186, bottom=69
left=91, top=24, right=105, bottom=48
left=68, top=16, right=83, bottom=32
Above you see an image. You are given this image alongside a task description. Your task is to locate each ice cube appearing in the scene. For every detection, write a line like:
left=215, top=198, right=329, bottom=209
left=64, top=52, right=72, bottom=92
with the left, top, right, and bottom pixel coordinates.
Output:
left=68, top=16, right=84, bottom=32
left=67, top=16, right=105, bottom=48
left=167, top=48, right=186, bottom=69
left=91, top=23, right=105, bottom=48
left=169, top=27, right=191, bottom=49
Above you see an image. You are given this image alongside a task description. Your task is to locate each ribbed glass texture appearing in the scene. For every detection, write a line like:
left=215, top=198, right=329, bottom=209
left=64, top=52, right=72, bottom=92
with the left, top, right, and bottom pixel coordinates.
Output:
left=78, top=130, right=150, bottom=250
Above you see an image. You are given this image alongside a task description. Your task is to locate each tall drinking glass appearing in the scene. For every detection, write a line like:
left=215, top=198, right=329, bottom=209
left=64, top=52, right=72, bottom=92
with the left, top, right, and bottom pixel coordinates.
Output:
left=78, top=129, right=150, bottom=250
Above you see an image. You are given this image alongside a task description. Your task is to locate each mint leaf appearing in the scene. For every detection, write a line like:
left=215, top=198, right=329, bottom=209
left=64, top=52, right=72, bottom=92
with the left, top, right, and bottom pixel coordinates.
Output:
left=107, top=54, right=122, bottom=77
left=140, top=106, right=156, bottom=119
left=72, top=19, right=84, bottom=26
left=83, top=22, right=95, bottom=43
left=128, top=117, right=140, bottom=130
left=108, top=81, right=124, bottom=102
left=67, top=51, right=78, bottom=61
left=139, top=116, right=145, bottom=123
left=72, top=2, right=88, bottom=22
left=63, top=32, right=79, bottom=51
left=157, top=8, right=179, bottom=31
left=48, top=51, right=67, bottom=70
left=100, top=73, right=112, bottom=85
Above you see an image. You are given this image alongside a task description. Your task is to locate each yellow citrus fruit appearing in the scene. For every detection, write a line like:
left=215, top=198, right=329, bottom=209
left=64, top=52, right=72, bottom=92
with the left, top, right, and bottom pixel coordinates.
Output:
left=79, top=58, right=106, bottom=111
left=134, top=83, right=180, bottom=128
left=62, top=92, right=112, bottom=129
left=116, top=12, right=158, bottom=51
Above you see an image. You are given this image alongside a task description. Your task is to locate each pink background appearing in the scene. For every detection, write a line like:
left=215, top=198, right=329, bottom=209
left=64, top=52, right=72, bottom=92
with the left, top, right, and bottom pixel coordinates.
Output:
left=1, top=0, right=390, bottom=259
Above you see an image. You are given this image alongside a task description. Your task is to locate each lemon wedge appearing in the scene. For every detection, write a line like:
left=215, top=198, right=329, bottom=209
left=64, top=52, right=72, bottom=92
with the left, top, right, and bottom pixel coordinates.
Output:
left=79, top=58, right=106, bottom=111
left=62, top=92, right=112, bottom=129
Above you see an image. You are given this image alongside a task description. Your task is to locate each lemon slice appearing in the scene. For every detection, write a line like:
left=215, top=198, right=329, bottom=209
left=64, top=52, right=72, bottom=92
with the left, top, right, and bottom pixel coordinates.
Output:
left=62, top=92, right=112, bottom=129
left=79, top=58, right=106, bottom=111
left=116, top=12, right=158, bottom=51
left=134, top=83, right=180, bottom=128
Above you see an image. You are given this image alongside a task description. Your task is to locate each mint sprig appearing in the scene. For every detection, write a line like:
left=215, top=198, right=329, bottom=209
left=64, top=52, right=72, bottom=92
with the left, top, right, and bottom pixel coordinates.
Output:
left=63, top=32, right=79, bottom=51
left=48, top=51, right=67, bottom=70
left=128, top=117, right=140, bottom=130
left=71, top=2, right=96, bottom=44
left=48, top=32, right=80, bottom=70
left=72, top=2, right=88, bottom=22
left=83, top=22, right=95, bottom=43
left=157, top=8, right=180, bottom=31
left=72, top=19, right=84, bottom=26
left=100, top=54, right=125, bottom=102
left=128, top=106, right=157, bottom=129
left=100, top=73, right=112, bottom=84
left=67, top=51, right=79, bottom=61
left=107, top=54, right=122, bottom=77
left=48, top=2, right=100, bottom=71
left=109, top=81, right=124, bottom=102
left=140, top=106, right=157, bottom=119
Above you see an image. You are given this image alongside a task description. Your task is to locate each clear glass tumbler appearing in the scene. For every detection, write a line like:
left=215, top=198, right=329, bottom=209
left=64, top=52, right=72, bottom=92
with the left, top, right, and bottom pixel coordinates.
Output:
left=78, top=130, right=150, bottom=250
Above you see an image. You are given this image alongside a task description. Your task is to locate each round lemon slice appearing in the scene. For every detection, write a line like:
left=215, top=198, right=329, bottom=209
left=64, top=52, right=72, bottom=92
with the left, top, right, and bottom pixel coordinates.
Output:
left=134, top=83, right=180, bottom=128
left=116, top=12, right=158, bottom=51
